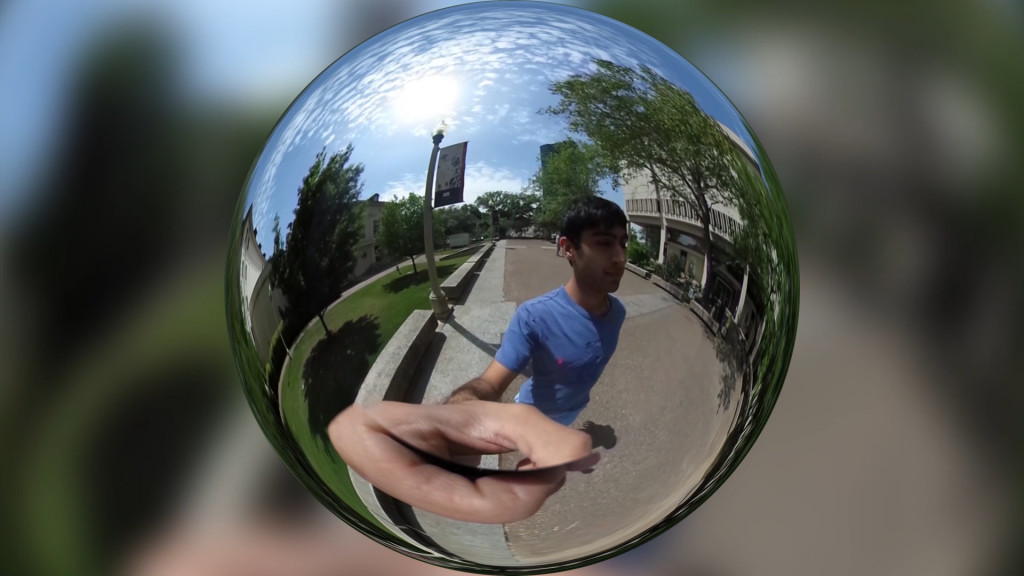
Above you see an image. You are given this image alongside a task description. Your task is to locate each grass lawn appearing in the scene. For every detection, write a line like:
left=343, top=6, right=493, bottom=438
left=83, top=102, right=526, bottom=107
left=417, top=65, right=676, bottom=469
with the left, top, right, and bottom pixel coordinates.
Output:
left=279, top=254, right=473, bottom=530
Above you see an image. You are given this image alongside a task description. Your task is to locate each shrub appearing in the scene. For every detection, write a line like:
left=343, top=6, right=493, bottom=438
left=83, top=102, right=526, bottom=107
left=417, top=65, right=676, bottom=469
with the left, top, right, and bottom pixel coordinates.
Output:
left=627, top=237, right=652, bottom=268
left=664, top=254, right=685, bottom=285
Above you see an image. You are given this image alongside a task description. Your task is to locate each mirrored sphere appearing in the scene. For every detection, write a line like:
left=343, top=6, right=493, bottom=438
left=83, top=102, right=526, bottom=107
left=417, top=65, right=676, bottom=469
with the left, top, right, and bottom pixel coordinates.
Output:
left=226, top=1, right=798, bottom=573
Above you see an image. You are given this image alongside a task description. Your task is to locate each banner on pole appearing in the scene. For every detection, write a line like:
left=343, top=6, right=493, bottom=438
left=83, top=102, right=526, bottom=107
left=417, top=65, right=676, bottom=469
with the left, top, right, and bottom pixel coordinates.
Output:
left=434, top=141, right=468, bottom=208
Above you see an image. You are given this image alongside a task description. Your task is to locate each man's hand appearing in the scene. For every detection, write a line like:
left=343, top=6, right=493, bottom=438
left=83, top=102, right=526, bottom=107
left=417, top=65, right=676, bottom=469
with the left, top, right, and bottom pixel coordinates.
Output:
left=445, top=359, right=519, bottom=404
left=328, top=401, right=596, bottom=524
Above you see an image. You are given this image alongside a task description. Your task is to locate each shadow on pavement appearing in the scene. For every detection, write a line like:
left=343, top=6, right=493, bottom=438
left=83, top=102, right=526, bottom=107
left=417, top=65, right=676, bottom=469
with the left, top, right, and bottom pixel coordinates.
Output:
left=446, top=316, right=535, bottom=380
left=302, top=314, right=381, bottom=442
left=581, top=421, right=618, bottom=450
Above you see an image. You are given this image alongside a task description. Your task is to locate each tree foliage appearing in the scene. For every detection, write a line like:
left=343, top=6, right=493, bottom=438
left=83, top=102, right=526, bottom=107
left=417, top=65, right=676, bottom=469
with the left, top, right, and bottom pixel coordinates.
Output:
left=378, top=192, right=442, bottom=273
left=528, top=139, right=615, bottom=233
left=435, top=203, right=483, bottom=237
left=270, top=145, right=365, bottom=336
left=474, top=191, right=538, bottom=238
left=546, top=59, right=744, bottom=298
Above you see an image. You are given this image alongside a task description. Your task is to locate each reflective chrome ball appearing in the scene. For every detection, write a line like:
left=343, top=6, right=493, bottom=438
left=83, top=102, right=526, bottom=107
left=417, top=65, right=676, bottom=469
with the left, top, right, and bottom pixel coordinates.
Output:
left=226, top=2, right=798, bottom=573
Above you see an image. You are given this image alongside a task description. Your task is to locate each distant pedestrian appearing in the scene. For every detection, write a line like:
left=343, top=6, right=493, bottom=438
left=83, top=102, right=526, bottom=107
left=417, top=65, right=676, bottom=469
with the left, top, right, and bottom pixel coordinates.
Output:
left=554, top=233, right=562, bottom=256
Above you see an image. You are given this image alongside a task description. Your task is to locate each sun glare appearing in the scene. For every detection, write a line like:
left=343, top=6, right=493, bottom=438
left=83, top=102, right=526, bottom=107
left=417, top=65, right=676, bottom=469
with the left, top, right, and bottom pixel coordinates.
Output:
left=390, top=74, right=460, bottom=128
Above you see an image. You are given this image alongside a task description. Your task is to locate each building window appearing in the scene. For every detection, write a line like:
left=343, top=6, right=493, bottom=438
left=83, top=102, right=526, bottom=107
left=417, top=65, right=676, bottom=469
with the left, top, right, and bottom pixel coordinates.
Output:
left=373, top=219, right=380, bottom=237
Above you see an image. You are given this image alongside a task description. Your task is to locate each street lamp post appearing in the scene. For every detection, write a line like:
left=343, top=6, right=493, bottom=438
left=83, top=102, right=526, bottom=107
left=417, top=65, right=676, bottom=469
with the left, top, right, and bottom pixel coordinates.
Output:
left=423, top=121, right=452, bottom=321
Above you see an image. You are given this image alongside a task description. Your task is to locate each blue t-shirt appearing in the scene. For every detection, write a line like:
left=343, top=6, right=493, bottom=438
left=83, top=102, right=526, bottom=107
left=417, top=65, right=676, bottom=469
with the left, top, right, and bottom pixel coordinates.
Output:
left=495, top=285, right=626, bottom=421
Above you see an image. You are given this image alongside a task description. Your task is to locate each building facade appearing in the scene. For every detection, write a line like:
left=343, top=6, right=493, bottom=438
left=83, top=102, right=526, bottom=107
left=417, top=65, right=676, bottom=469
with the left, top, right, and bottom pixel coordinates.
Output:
left=623, top=122, right=764, bottom=349
left=353, top=193, right=386, bottom=278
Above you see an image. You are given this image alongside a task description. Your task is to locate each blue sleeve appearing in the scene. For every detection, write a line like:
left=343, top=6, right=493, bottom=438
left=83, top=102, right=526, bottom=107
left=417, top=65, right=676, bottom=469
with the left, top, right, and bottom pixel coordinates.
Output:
left=495, top=306, right=534, bottom=373
left=612, top=296, right=627, bottom=327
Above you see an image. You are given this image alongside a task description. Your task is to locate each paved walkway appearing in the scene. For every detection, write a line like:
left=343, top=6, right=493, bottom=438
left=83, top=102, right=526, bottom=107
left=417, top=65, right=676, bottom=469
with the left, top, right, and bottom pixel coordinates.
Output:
left=498, top=240, right=738, bottom=564
left=397, top=239, right=744, bottom=567
left=400, top=241, right=520, bottom=567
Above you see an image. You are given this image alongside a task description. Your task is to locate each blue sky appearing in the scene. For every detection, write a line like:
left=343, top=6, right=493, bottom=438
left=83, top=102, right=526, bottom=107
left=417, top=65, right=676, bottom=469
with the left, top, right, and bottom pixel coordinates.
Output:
left=245, top=1, right=759, bottom=254
left=0, top=0, right=760, bottom=241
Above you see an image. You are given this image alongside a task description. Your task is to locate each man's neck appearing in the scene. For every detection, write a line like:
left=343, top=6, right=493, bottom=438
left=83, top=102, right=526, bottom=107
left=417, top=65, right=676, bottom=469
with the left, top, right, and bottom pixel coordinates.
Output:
left=564, top=276, right=608, bottom=315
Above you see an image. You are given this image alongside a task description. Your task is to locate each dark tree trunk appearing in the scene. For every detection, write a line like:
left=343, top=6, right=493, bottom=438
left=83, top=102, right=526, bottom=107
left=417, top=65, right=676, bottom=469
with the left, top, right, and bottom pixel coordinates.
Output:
left=409, top=255, right=418, bottom=274
left=696, top=194, right=715, bottom=304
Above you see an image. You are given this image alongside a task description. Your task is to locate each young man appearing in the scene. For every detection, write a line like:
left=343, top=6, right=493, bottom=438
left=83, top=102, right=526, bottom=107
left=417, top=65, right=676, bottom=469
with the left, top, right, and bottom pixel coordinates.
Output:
left=446, top=196, right=629, bottom=426
left=328, top=197, right=624, bottom=522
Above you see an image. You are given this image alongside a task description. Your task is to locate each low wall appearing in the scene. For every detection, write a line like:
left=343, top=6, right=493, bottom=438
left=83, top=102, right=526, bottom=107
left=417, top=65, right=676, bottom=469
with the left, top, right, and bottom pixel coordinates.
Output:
left=439, top=241, right=486, bottom=261
left=355, top=309, right=437, bottom=406
left=651, top=274, right=689, bottom=303
left=626, top=262, right=652, bottom=279
left=440, top=242, right=494, bottom=301
left=349, top=308, right=441, bottom=554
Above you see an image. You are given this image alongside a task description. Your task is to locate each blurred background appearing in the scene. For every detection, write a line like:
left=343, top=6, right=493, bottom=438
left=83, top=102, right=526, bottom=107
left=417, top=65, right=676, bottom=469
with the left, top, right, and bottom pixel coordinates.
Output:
left=1, top=0, right=1021, bottom=575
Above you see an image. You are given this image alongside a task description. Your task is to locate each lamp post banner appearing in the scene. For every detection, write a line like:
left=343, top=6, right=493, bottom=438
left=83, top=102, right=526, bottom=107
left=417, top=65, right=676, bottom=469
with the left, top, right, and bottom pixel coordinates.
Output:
left=434, top=141, right=468, bottom=207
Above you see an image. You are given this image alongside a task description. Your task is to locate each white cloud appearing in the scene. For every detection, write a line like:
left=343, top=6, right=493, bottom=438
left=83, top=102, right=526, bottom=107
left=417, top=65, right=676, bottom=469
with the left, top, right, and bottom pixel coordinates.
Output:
left=245, top=2, right=720, bottom=238
left=463, top=162, right=529, bottom=204
left=379, top=161, right=529, bottom=206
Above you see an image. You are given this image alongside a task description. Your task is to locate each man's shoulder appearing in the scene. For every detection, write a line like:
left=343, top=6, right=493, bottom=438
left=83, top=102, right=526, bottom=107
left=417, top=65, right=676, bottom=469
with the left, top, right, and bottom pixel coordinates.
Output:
left=518, top=286, right=564, bottom=313
left=609, top=295, right=627, bottom=323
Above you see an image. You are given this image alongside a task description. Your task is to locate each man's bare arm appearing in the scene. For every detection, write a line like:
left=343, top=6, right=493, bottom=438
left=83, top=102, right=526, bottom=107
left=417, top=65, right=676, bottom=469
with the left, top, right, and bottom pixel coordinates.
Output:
left=446, top=359, right=519, bottom=404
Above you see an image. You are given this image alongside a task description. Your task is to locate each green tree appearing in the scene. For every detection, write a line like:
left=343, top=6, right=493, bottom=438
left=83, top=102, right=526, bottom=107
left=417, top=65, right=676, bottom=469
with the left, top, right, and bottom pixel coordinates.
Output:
left=271, top=214, right=284, bottom=256
left=435, top=203, right=482, bottom=237
left=546, top=59, right=742, bottom=300
left=529, top=139, right=615, bottom=234
left=379, top=192, right=442, bottom=273
left=627, top=236, right=652, bottom=268
left=474, top=190, right=536, bottom=238
left=273, top=145, right=365, bottom=336
left=507, top=192, right=540, bottom=236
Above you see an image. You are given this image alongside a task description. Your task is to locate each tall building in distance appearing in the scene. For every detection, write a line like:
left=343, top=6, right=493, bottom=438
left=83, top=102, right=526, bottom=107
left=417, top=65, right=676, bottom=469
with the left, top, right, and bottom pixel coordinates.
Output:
left=538, top=140, right=578, bottom=199
left=539, top=142, right=558, bottom=171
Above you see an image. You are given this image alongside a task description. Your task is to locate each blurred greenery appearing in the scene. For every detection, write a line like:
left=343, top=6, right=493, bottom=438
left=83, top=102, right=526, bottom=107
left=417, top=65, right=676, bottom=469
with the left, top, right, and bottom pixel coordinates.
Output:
left=1, top=0, right=1021, bottom=575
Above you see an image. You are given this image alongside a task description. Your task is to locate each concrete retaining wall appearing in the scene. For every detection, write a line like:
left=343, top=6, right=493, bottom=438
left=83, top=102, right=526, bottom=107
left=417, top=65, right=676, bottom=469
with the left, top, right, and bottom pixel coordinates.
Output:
left=440, top=242, right=494, bottom=301
left=652, top=274, right=689, bottom=303
left=349, top=309, right=443, bottom=554
left=439, top=242, right=486, bottom=261
left=626, top=262, right=652, bottom=279
left=355, top=309, right=438, bottom=405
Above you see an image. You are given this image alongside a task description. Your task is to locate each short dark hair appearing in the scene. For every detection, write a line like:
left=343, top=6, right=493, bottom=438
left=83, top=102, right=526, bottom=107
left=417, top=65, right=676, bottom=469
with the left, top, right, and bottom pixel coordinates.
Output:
left=560, top=196, right=628, bottom=252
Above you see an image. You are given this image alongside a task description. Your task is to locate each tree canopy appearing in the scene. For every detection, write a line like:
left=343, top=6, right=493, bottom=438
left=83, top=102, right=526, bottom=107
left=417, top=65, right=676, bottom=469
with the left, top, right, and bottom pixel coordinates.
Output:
left=378, top=192, right=442, bottom=274
left=528, top=139, right=615, bottom=233
left=546, top=59, right=745, bottom=297
left=474, top=190, right=538, bottom=238
left=270, top=145, right=365, bottom=336
left=434, top=202, right=483, bottom=237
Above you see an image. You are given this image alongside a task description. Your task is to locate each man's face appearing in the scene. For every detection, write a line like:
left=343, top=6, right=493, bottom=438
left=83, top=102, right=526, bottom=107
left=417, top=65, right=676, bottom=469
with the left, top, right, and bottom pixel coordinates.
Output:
left=566, top=226, right=628, bottom=294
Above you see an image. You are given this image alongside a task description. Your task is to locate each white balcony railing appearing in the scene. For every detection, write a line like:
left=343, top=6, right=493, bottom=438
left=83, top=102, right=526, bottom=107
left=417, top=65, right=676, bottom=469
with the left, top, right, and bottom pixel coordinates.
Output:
left=625, top=197, right=740, bottom=240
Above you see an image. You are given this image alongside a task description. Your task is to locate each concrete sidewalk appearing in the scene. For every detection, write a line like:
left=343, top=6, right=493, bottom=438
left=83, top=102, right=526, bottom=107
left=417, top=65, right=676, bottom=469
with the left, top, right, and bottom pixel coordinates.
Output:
left=399, top=239, right=521, bottom=567
left=407, top=239, right=515, bottom=406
